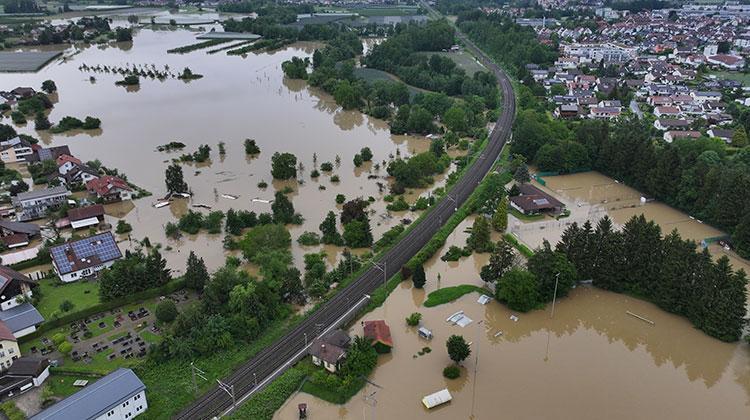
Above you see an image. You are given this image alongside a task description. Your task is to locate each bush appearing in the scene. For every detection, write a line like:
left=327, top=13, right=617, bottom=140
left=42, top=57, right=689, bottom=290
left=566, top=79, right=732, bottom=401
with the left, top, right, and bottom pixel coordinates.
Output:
left=165, top=222, right=180, bottom=239
left=82, top=116, right=101, bottom=129
left=257, top=181, right=268, bottom=188
left=335, top=194, right=346, bottom=204
left=297, top=231, right=320, bottom=246
left=0, top=402, right=25, bottom=420
left=386, top=196, right=409, bottom=212
left=244, top=139, right=261, bottom=154
left=58, top=341, right=73, bottom=354
left=406, top=312, right=422, bottom=326
left=441, top=245, right=471, bottom=261
left=51, top=332, right=66, bottom=345
left=310, top=169, right=320, bottom=178
left=59, top=300, right=75, bottom=313
left=156, top=300, right=178, bottom=323
left=443, top=365, right=461, bottom=379
left=115, top=220, right=132, bottom=234
left=320, top=162, right=333, bottom=172
left=330, top=175, right=340, bottom=183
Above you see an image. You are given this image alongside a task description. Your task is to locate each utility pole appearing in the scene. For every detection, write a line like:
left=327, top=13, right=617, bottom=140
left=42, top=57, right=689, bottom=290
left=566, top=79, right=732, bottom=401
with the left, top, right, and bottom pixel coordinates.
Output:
left=550, top=273, right=560, bottom=318
left=368, top=259, right=387, bottom=287
left=217, top=379, right=236, bottom=408
left=190, top=362, right=208, bottom=395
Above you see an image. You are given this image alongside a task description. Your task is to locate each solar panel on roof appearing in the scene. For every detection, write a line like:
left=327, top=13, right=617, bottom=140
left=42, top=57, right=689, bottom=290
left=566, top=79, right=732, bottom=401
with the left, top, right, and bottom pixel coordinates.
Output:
left=50, top=232, right=121, bottom=275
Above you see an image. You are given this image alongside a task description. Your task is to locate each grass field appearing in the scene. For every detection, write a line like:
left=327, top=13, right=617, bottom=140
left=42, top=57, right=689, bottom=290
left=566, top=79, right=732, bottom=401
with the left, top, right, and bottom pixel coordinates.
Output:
left=36, top=278, right=100, bottom=320
left=45, top=374, right=87, bottom=399
left=423, top=284, right=487, bottom=307
left=353, top=67, right=426, bottom=97
left=355, top=7, right=421, bottom=16
left=710, top=70, right=750, bottom=86
left=417, top=50, right=487, bottom=76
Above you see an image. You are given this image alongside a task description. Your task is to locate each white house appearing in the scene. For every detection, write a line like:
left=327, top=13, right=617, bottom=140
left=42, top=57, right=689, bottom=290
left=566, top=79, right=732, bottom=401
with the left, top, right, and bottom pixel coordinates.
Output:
left=31, top=368, right=147, bottom=420
left=0, top=137, right=33, bottom=164
left=49, top=232, right=122, bottom=283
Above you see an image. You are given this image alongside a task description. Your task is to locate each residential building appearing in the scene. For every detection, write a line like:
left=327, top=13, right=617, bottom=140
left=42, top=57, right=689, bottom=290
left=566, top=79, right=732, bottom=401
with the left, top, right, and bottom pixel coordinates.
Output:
left=0, top=220, right=40, bottom=250
left=0, top=322, right=20, bottom=370
left=31, top=368, right=147, bottom=420
left=708, top=128, right=734, bottom=142
left=0, top=265, right=37, bottom=312
left=0, top=357, right=49, bottom=401
left=654, top=118, right=691, bottom=131
left=509, top=183, right=566, bottom=216
left=86, top=176, right=133, bottom=202
left=363, top=320, right=393, bottom=354
left=706, top=54, right=746, bottom=70
left=49, top=232, right=122, bottom=282
left=26, top=145, right=71, bottom=164
left=0, top=303, right=43, bottom=339
left=664, top=130, right=701, bottom=143
left=0, top=137, right=33, bottom=164
left=309, top=330, right=350, bottom=373
left=11, top=186, right=71, bottom=222
left=67, top=205, right=105, bottom=230
left=691, top=91, right=722, bottom=104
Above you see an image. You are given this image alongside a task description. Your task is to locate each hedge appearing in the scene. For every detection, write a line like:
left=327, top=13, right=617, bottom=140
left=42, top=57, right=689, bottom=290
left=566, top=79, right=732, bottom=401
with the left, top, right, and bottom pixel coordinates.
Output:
left=503, top=233, right=534, bottom=258
left=9, top=254, right=52, bottom=271
left=423, top=284, right=487, bottom=307
left=19, top=279, right=185, bottom=344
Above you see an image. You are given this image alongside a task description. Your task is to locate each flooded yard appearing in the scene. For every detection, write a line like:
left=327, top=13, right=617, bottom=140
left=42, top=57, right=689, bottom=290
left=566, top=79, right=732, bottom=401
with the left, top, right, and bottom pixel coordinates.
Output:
left=273, top=232, right=750, bottom=420
left=1, top=24, right=446, bottom=273
left=509, top=171, right=750, bottom=274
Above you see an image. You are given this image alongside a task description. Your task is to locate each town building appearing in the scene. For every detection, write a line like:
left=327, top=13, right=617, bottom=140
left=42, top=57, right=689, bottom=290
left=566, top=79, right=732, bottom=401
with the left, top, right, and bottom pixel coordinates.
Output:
left=0, top=265, right=37, bottom=312
left=0, top=302, right=43, bottom=339
left=0, top=137, right=33, bottom=164
left=0, top=322, right=20, bottom=370
left=11, top=186, right=71, bottom=222
left=86, top=176, right=134, bottom=202
left=0, top=357, right=49, bottom=401
left=363, top=320, right=393, bottom=354
left=309, top=330, right=350, bottom=373
left=66, top=205, right=105, bottom=230
left=49, top=232, right=122, bottom=283
left=31, top=368, right=147, bottom=420
left=0, top=220, right=40, bottom=250
left=509, top=183, right=566, bottom=216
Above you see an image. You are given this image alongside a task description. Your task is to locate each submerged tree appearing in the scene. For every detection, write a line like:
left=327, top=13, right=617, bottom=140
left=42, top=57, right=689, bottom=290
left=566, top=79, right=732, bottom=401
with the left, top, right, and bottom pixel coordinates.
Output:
left=165, top=163, right=188, bottom=194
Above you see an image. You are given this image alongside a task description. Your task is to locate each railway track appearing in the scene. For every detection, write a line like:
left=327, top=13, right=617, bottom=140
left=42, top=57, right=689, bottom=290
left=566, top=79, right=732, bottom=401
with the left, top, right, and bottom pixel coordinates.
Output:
left=175, top=23, right=516, bottom=420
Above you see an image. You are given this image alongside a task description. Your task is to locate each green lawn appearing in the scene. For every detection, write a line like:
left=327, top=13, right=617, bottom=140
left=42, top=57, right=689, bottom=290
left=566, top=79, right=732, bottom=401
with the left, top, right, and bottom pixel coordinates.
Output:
left=710, top=70, right=750, bottom=86
left=423, top=284, right=487, bottom=307
left=139, top=330, right=162, bottom=345
left=417, top=50, right=487, bottom=76
left=36, top=278, right=101, bottom=320
left=353, top=68, right=426, bottom=97
left=45, top=374, right=99, bottom=399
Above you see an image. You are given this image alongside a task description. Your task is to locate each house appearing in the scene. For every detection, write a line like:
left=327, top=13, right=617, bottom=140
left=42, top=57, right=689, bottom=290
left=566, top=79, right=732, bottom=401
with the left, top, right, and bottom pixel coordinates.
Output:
left=0, top=322, right=20, bottom=370
left=0, top=137, right=33, bottom=164
left=58, top=165, right=99, bottom=187
left=0, top=303, right=44, bottom=339
left=654, top=106, right=681, bottom=118
left=49, top=232, right=122, bottom=282
left=707, top=54, right=745, bottom=70
left=26, top=145, right=71, bottom=163
left=589, top=106, right=621, bottom=119
left=0, top=265, right=37, bottom=312
left=363, top=320, right=393, bottom=354
left=664, top=130, right=701, bottom=143
left=691, top=91, right=722, bottom=104
left=654, top=119, right=690, bottom=131
left=0, top=357, right=49, bottom=401
left=31, top=368, right=147, bottom=420
left=509, top=183, right=566, bottom=216
left=11, top=186, right=71, bottom=222
left=707, top=128, right=734, bottom=143
left=67, top=205, right=105, bottom=230
left=309, top=330, right=350, bottom=373
left=554, top=104, right=580, bottom=119
left=0, top=220, right=40, bottom=250
left=86, top=176, right=133, bottom=202
left=10, top=87, right=35, bottom=100
left=56, top=154, right=83, bottom=176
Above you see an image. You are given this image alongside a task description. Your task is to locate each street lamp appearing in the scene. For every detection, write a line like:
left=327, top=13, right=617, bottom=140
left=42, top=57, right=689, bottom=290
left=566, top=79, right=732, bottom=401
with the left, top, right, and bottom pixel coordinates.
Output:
left=550, top=273, right=560, bottom=318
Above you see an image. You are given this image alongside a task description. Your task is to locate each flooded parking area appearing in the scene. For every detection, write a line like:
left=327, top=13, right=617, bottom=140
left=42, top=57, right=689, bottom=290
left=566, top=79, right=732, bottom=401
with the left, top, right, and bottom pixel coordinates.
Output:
left=1, top=25, right=445, bottom=273
left=509, top=171, right=750, bottom=273
left=274, top=233, right=750, bottom=420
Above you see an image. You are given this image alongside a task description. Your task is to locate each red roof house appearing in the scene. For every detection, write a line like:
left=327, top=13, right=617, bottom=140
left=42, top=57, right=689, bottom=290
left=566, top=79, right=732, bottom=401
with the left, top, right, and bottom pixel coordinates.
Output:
left=86, top=176, right=133, bottom=202
left=363, top=320, right=392, bottom=353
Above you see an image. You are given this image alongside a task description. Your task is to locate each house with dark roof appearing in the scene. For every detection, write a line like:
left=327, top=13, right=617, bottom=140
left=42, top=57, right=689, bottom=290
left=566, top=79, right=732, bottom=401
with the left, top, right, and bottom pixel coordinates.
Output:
left=0, top=303, right=44, bottom=339
left=707, top=128, right=733, bottom=143
left=363, top=320, right=393, bottom=354
left=0, top=357, right=49, bottom=401
left=0, top=137, right=33, bottom=164
left=509, top=184, right=566, bottom=216
left=309, top=330, right=350, bottom=373
left=26, top=145, right=71, bottom=164
left=11, top=186, right=71, bottom=222
left=0, top=265, right=37, bottom=312
left=31, top=368, right=147, bottom=420
left=0, top=220, right=40, bottom=250
left=67, top=205, right=105, bottom=230
left=49, top=232, right=122, bottom=282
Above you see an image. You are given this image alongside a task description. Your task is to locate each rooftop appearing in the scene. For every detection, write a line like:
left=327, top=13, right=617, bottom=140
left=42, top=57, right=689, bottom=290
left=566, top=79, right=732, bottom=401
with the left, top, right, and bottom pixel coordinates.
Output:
left=363, top=320, right=393, bottom=348
left=49, top=232, right=122, bottom=275
left=13, top=186, right=70, bottom=203
left=31, top=368, right=145, bottom=420
left=0, top=303, right=43, bottom=334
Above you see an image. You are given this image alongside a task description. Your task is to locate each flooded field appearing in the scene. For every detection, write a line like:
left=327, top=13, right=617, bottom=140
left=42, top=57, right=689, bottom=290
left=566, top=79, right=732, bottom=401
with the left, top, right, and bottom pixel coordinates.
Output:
left=510, top=171, right=750, bottom=273
left=274, top=231, right=750, bottom=420
left=1, top=24, right=445, bottom=273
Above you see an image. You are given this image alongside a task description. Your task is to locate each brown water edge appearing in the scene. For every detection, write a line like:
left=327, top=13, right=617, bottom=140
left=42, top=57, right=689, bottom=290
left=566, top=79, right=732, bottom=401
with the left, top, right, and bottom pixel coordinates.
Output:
left=1, top=26, right=456, bottom=274
left=510, top=170, right=750, bottom=274
left=273, top=226, right=750, bottom=420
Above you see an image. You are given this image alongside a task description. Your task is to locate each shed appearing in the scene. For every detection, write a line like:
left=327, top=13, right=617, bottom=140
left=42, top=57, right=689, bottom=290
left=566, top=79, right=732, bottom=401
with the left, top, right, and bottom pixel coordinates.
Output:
left=363, top=320, right=393, bottom=353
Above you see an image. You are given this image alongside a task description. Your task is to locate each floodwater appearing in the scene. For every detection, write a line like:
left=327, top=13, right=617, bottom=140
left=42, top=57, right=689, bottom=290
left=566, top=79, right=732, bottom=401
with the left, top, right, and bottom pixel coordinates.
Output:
left=273, top=228, right=750, bottom=420
left=510, top=171, right=750, bottom=274
left=1, top=23, right=448, bottom=273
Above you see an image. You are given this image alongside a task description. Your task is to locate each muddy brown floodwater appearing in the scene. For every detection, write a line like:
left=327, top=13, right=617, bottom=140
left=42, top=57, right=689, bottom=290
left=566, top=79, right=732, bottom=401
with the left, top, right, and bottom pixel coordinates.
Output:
left=1, top=23, right=451, bottom=273
left=274, top=221, right=750, bottom=420
left=509, top=171, right=750, bottom=274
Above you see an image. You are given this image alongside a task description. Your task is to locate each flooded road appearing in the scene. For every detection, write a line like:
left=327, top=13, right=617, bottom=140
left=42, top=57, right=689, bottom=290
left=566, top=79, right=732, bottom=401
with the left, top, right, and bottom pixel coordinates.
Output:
left=274, top=232, right=750, bottom=420
left=510, top=171, right=750, bottom=274
left=2, top=24, right=442, bottom=273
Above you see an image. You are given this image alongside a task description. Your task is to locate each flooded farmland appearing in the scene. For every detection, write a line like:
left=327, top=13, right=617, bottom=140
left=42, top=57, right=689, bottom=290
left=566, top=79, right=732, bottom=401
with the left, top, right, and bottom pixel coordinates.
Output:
left=1, top=23, right=444, bottom=273
left=509, top=171, right=750, bottom=274
left=274, top=229, right=750, bottom=420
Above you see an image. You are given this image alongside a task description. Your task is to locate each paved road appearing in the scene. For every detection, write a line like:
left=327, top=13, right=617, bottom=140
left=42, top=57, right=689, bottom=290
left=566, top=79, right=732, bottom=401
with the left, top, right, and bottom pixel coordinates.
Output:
left=175, top=25, right=516, bottom=420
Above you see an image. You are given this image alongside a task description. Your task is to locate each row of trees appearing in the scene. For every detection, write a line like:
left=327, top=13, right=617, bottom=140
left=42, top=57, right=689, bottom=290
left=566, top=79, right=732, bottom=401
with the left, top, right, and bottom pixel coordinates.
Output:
left=99, top=248, right=171, bottom=301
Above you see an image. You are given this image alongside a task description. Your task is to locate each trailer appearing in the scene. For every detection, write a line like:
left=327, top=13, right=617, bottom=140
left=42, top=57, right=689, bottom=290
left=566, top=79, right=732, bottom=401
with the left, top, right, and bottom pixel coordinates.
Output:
left=422, top=388, right=452, bottom=409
